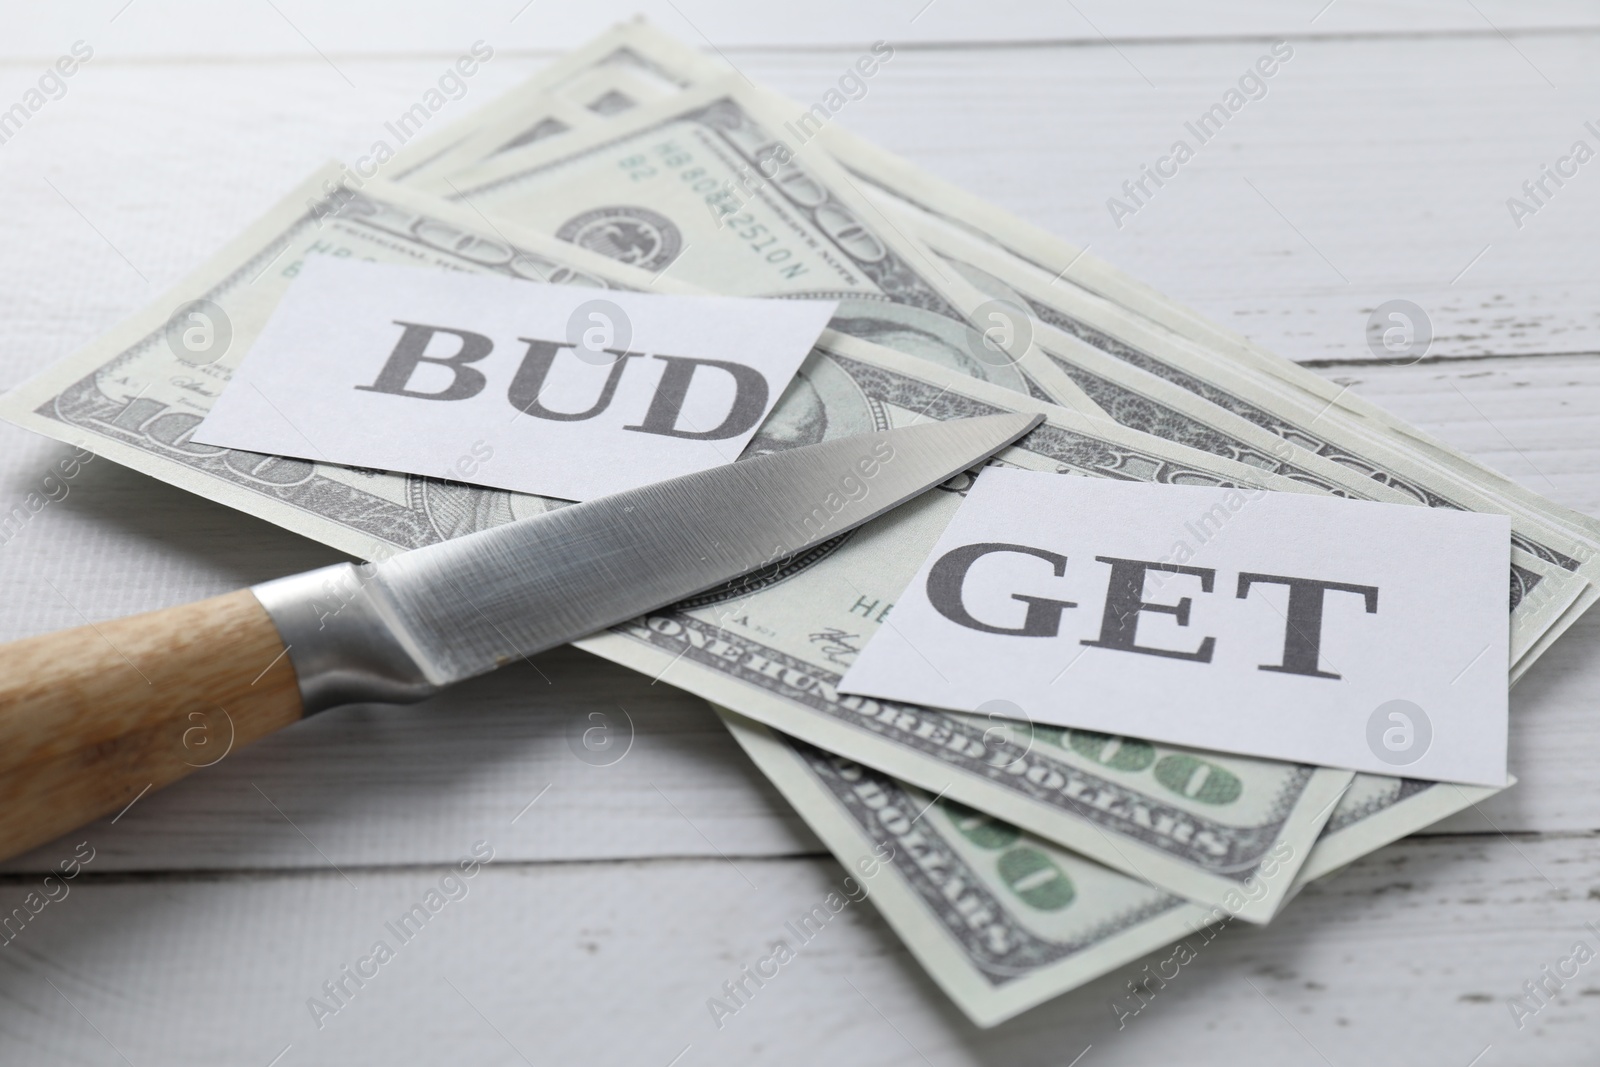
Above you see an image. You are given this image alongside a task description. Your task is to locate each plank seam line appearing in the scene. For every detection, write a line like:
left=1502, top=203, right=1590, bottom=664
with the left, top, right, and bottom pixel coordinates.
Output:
left=1302, top=350, right=1600, bottom=369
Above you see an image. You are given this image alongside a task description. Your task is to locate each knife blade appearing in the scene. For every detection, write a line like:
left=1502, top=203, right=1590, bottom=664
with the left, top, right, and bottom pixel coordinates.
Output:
left=254, top=413, right=1040, bottom=711
left=0, top=413, right=1039, bottom=861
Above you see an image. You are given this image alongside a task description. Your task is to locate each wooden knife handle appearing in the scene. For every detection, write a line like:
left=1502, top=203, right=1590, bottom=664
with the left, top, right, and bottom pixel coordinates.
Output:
left=0, top=589, right=303, bottom=862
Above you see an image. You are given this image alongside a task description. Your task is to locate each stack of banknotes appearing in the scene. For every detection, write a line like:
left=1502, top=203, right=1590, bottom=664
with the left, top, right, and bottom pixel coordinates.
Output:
left=4, top=21, right=1596, bottom=1027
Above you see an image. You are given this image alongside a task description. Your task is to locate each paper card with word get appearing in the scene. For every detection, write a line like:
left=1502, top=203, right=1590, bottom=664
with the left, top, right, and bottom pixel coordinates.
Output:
left=191, top=257, right=837, bottom=501
left=839, top=469, right=1510, bottom=786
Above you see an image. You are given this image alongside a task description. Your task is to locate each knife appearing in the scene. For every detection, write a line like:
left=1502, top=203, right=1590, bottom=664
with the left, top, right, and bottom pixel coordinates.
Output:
left=0, top=413, right=1039, bottom=862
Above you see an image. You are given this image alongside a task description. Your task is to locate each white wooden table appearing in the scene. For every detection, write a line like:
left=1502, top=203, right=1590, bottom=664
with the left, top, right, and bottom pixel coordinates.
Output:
left=0, top=3, right=1596, bottom=1063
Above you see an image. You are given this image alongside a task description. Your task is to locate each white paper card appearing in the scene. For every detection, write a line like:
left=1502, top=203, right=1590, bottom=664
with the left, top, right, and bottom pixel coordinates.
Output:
left=840, top=469, right=1510, bottom=786
left=192, top=258, right=837, bottom=500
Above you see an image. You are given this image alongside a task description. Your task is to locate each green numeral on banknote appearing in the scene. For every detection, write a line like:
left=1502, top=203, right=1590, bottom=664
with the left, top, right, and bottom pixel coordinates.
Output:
left=996, top=847, right=1077, bottom=911
left=944, top=801, right=1079, bottom=910
left=1153, top=755, right=1243, bottom=805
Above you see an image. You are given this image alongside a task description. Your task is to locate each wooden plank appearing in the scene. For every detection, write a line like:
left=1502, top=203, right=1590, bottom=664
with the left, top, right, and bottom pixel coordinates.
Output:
left=0, top=832, right=1591, bottom=1064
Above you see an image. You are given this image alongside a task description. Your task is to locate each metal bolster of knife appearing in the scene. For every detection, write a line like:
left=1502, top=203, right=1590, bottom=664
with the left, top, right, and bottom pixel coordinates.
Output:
left=250, top=563, right=441, bottom=715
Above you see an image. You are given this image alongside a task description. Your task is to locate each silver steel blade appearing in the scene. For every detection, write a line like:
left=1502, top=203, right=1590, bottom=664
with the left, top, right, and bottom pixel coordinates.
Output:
left=364, top=413, right=1039, bottom=688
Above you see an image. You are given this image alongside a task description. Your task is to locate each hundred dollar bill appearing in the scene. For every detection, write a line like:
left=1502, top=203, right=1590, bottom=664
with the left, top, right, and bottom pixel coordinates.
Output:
left=717, top=708, right=1214, bottom=1028
left=426, top=79, right=1100, bottom=411
left=411, top=22, right=1427, bottom=438
left=810, top=113, right=1583, bottom=501
left=0, top=168, right=1348, bottom=915
left=0, top=164, right=1055, bottom=557
left=903, top=207, right=1600, bottom=554
left=404, top=52, right=1401, bottom=512
left=902, top=222, right=1538, bottom=869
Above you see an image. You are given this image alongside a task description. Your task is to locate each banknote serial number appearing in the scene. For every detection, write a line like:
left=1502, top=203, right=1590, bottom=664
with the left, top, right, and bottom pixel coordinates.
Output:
left=614, top=140, right=810, bottom=281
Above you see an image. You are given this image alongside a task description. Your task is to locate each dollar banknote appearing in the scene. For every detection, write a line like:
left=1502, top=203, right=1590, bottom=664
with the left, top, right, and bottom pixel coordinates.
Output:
left=719, top=709, right=1502, bottom=1027
left=0, top=170, right=640, bottom=559
left=815, top=125, right=1600, bottom=573
left=397, top=18, right=1596, bottom=541
left=813, top=117, right=1600, bottom=547
left=717, top=707, right=1216, bottom=1028
left=0, top=170, right=1351, bottom=918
